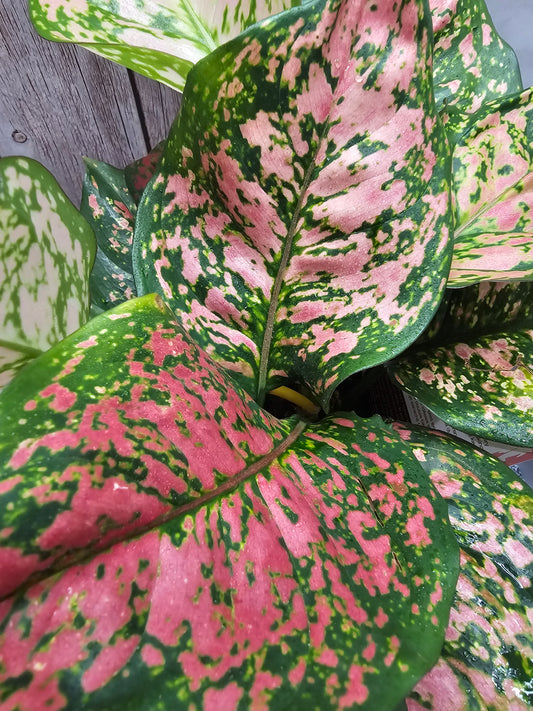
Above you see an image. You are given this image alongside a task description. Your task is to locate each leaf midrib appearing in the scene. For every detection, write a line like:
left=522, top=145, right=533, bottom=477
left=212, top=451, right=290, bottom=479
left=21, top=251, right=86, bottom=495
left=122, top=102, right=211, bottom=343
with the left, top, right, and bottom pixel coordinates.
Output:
left=254, top=3, right=367, bottom=404
left=256, top=158, right=318, bottom=403
left=180, top=0, right=218, bottom=53
left=160, top=418, right=308, bottom=522
left=4, top=418, right=309, bottom=601
left=0, top=338, right=43, bottom=358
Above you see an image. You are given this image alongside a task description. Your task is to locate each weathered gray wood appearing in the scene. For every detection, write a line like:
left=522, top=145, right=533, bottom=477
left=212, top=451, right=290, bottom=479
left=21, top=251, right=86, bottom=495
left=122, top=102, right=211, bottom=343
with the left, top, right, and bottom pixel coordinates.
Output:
left=132, top=72, right=182, bottom=149
left=0, top=0, right=180, bottom=204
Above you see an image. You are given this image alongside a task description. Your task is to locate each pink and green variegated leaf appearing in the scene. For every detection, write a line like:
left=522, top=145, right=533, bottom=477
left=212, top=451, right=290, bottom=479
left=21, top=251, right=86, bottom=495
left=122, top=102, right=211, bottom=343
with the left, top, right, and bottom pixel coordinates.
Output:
left=390, top=280, right=533, bottom=447
left=0, top=294, right=459, bottom=709
left=81, top=159, right=137, bottom=315
left=29, top=0, right=302, bottom=91
left=124, top=142, right=165, bottom=205
left=391, top=423, right=533, bottom=711
left=133, top=0, right=453, bottom=409
left=430, top=0, right=522, bottom=118
left=449, top=88, right=533, bottom=286
left=422, top=280, right=533, bottom=345
left=0, top=157, right=95, bottom=389
left=390, top=329, right=533, bottom=448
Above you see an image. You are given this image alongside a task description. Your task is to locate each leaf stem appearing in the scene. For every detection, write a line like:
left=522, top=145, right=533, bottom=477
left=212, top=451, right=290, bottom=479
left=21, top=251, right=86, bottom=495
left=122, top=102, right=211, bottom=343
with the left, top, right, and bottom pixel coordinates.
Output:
left=269, top=386, right=320, bottom=417
left=0, top=338, right=43, bottom=358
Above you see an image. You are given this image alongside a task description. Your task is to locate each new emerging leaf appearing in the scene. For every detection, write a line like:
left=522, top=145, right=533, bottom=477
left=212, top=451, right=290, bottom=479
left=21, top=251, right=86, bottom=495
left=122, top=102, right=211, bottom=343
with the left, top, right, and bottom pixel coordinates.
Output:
left=81, top=158, right=138, bottom=315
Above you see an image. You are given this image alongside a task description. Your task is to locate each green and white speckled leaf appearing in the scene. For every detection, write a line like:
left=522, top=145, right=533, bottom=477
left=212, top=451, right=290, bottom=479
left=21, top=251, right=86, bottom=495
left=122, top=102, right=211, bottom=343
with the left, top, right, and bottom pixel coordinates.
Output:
left=390, top=281, right=533, bottom=448
left=449, top=88, right=533, bottom=286
left=30, top=0, right=302, bottom=91
left=81, top=159, right=137, bottom=315
left=430, top=0, right=522, bottom=118
left=0, top=157, right=95, bottom=388
left=134, top=0, right=452, bottom=409
left=0, top=294, right=459, bottom=710
left=391, top=423, right=533, bottom=711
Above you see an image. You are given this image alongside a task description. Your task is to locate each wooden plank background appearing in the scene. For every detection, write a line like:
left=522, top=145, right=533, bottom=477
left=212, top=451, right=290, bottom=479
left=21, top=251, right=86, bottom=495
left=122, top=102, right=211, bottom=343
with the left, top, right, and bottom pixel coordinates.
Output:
left=0, top=0, right=181, bottom=204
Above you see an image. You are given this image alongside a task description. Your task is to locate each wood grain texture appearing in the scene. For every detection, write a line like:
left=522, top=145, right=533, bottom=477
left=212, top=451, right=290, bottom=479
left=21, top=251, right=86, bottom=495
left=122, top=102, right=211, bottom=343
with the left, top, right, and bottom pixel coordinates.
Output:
left=132, top=72, right=182, bottom=149
left=0, top=0, right=180, bottom=204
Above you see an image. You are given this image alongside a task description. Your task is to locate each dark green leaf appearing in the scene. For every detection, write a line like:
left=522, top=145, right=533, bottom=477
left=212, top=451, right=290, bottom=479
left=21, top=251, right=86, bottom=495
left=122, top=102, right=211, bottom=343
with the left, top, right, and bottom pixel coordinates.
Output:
left=430, top=0, right=522, bottom=119
left=425, top=281, right=533, bottom=344
left=81, top=158, right=137, bottom=314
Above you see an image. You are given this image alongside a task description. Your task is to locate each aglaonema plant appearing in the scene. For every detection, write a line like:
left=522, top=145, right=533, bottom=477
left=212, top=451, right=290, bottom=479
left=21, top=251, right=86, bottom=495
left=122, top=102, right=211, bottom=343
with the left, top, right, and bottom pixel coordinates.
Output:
left=1, top=0, right=533, bottom=708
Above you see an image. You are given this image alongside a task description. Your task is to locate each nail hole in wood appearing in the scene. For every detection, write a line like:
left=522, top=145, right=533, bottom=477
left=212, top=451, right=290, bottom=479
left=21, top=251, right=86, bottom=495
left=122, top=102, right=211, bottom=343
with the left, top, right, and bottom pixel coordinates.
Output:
left=12, top=130, right=28, bottom=143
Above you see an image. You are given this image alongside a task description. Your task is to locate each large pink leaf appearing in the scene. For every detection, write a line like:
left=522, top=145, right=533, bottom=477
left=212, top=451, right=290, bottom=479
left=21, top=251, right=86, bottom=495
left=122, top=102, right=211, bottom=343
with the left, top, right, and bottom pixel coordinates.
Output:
left=133, top=0, right=452, bottom=409
left=0, top=295, right=459, bottom=709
